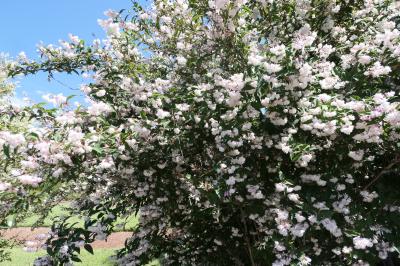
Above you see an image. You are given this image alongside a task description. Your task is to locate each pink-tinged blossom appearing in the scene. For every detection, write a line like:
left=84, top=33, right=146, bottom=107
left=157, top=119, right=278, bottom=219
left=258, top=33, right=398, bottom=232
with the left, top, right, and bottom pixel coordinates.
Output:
left=293, top=24, right=317, bottom=50
left=385, top=111, right=400, bottom=127
left=87, top=101, right=112, bottom=116
left=176, top=56, right=187, bottom=66
left=156, top=109, right=171, bottom=119
left=67, top=129, right=84, bottom=145
left=98, top=19, right=120, bottom=37
left=0, top=182, right=11, bottom=191
left=17, top=174, right=42, bottom=187
left=340, top=124, right=354, bottom=135
left=96, top=90, right=106, bottom=97
left=290, top=222, right=309, bottom=237
left=358, top=55, right=371, bottom=65
left=360, top=190, right=378, bottom=202
left=364, top=62, right=391, bottom=77
left=104, top=9, right=119, bottom=18
left=348, top=150, right=364, bottom=161
left=0, top=131, right=25, bottom=148
left=353, top=237, right=373, bottom=249
left=321, top=218, right=342, bottom=237
left=263, top=63, right=282, bottom=73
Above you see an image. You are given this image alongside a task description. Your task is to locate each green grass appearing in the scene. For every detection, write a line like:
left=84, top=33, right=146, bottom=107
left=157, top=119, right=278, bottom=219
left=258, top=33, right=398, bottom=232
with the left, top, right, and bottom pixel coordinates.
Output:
left=1, top=248, right=161, bottom=266
left=9, top=204, right=139, bottom=232
left=0, top=248, right=117, bottom=266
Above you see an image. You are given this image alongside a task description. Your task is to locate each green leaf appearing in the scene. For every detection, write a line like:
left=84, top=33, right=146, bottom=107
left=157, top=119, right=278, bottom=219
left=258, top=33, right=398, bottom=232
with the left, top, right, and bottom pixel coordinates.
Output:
left=92, top=144, right=103, bottom=155
left=3, top=145, right=10, bottom=158
left=31, top=102, right=47, bottom=109
left=66, top=95, right=76, bottom=102
left=140, top=110, right=147, bottom=119
left=27, top=132, right=40, bottom=140
left=71, top=256, right=82, bottom=262
left=84, top=244, right=94, bottom=255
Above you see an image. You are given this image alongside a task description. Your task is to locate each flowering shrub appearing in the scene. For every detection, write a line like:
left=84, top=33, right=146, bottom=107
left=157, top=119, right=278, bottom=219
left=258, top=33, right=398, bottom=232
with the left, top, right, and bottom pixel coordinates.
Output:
left=0, top=55, right=30, bottom=262
left=2, top=0, right=400, bottom=265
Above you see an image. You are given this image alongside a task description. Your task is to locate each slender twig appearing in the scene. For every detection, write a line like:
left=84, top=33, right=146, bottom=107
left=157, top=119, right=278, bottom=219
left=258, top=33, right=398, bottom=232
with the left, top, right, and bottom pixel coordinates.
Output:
left=363, top=155, right=400, bottom=190
left=55, top=78, right=80, bottom=91
left=240, top=207, right=256, bottom=266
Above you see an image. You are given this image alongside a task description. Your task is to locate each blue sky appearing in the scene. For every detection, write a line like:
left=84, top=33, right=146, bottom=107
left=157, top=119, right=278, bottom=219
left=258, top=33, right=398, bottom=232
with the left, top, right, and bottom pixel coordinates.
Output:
left=0, top=0, right=137, bottom=104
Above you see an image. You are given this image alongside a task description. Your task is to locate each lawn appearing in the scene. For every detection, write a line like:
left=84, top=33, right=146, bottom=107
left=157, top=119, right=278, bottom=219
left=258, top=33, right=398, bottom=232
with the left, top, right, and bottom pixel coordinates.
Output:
left=0, top=248, right=117, bottom=266
left=1, top=248, right=160, bottom=266
left=7, top=203, right=139, bottom=231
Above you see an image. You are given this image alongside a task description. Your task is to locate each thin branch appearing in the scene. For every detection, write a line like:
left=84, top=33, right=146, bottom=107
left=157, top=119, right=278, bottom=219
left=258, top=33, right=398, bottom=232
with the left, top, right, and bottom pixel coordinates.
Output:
left=363, top=154, right=400, bottom=190
left=53, top=78, right=79, bottom=91
left=240, top=207, right=256, bottom=266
